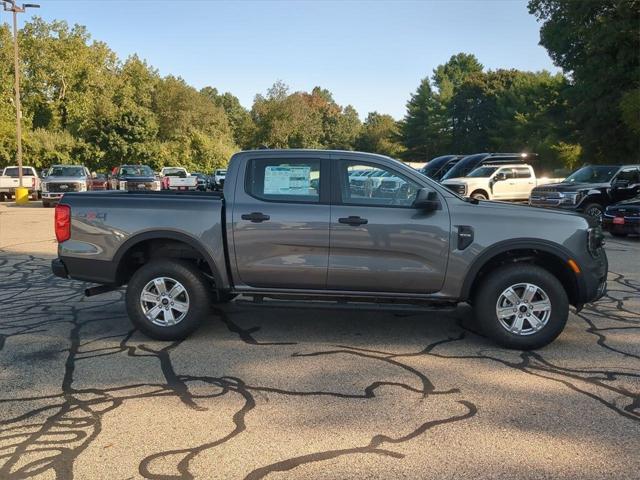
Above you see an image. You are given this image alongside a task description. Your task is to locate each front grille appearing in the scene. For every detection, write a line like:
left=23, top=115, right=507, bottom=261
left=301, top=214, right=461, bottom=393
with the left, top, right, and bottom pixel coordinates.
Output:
left=126, top=181, right=155, bottom=191
left=350, top=180, right=365, bottom=187
left=445, top=184, right=466, bottom=195
left=47, top=182, right=82, bottom=193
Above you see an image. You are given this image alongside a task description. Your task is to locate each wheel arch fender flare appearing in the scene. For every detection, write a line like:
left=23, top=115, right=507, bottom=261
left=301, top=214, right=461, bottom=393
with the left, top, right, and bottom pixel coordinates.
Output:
left=460, top=238, right=582, bottom=302
left=112, top=230, right=224, bottom=288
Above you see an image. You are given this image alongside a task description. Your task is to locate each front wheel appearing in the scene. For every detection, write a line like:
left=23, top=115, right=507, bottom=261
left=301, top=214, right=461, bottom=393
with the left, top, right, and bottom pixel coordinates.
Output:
left=582, top=203, right=604, bottom=223
left=126, top=259, right=211, bottom=340
left=610, top=231, right=628, bottom=238
left=471, top=191, right=488, bottom=200
left=473, top=264, right=569, bottom=350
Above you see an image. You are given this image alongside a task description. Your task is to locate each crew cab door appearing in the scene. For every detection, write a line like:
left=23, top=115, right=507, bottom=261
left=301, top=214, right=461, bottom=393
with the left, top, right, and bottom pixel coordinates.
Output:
left=611, top=167, right=640, bottom=202
left=230, top=156, right=330, bottom=289
left=327, top=159, right=450, bottom=294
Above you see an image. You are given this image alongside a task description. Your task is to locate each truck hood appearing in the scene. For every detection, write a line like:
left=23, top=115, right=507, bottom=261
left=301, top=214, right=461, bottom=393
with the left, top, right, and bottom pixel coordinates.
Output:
left=533, top=181, right=609, bottom=193
left=476, top=197, right=593, bottom=221
left=43, top=176, right=87, bottom=183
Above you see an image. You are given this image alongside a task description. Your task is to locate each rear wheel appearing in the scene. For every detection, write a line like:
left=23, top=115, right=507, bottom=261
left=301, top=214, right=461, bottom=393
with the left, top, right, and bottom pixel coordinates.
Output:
left=42, top=200, right=51, bottom=208
left=473, top=263, right=569, bottom=350
left=126, top=259, right=211, bottom=340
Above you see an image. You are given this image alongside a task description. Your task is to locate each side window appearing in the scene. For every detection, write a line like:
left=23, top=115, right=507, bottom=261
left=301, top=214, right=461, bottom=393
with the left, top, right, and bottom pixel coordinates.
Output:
left=340, top=162, right=421, bottom=207
left=515, top=167, right=532, bottom=179
left=497, top=168, right=515, bottom=179
left=245, top=158, right=320, bottom=203
left=616, top=169, right=640, bottom=183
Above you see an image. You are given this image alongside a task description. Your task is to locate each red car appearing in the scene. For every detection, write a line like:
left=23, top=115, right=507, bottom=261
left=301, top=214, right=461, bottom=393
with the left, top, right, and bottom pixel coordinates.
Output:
left=88, top=173, right=108, bottom=190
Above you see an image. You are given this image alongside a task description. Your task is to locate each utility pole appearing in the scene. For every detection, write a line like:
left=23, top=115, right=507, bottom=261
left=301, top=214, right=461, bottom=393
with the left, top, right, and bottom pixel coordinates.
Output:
left=2, top=1, right=39, bottom=189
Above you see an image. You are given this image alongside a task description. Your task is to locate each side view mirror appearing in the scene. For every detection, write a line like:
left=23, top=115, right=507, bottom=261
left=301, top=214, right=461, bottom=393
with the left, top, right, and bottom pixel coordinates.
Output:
left=413, top=188, right=440, bottom=211
left=495, top=172, right=507, bottom=181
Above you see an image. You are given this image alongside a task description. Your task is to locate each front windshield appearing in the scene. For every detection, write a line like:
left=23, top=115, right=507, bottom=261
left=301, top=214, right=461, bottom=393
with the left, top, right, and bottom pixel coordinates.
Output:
left=48, top=166, right=85, bottom=177
left=121, top=166, right=154, bottom=176
left=564, top=166, right=619, bottom=183
left=467, top=166, right=499, bottom=178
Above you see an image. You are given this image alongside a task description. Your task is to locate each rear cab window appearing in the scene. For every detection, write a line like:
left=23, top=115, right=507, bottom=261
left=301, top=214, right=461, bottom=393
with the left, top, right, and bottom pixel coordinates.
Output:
left=3, top=167, right=36, bottom=177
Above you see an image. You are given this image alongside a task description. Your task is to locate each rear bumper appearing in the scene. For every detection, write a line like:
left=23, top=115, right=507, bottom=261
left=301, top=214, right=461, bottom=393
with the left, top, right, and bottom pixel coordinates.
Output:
left=602, top=216, right=640, bottom=234
left=51, top=258, right=68, bottom=279
left=52, top=256, right=119, bottom=284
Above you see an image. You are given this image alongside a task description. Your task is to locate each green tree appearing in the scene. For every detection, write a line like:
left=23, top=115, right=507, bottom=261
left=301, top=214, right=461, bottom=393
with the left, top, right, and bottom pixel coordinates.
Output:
left=356, top=112, right=404, bottom=158
left=528, top=0, right=640, bottom=160
left=432, top=53, right=484, bottom=103
left=400, top=78, right=447, bottom=161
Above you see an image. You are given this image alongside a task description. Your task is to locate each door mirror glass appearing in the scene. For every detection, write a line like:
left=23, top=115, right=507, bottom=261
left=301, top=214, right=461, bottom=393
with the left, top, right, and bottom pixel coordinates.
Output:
left=413, top=188, right=440, bottom=211
left=612, top=179, right=630, bottom=189
left=495, top=172, right=508, bottom=181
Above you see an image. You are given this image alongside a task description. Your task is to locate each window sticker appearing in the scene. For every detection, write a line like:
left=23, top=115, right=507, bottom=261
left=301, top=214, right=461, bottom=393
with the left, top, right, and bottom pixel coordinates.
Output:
left=264, top=166, right=312, bottom=195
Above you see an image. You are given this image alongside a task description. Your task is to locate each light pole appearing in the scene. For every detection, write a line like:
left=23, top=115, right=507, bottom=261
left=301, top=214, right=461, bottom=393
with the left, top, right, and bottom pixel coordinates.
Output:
left=2, top=0, right=39, bottom=193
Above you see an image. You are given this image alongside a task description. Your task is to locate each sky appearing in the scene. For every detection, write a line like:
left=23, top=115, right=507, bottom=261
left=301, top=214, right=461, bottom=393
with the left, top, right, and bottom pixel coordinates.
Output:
left=1, top=0, right=560, bottom=119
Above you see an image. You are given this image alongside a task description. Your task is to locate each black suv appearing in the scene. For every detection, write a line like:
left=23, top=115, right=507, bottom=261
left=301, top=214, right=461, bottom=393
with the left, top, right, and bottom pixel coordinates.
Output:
left=420, top=155, right=463, bottom=181
left=529, top=165, right=640, bottom=221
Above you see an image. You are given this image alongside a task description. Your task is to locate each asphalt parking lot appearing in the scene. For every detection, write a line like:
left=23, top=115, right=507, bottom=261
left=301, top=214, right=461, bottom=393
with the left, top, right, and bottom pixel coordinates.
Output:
left=0, top=202, right=639, bottom=480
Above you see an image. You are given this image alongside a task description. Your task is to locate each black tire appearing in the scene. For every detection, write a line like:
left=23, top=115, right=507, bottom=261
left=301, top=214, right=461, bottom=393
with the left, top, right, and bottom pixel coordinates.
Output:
left=610, top=231, right=628, bottom=238
left=473, top=263, right=569, bottom=350
left=126, top=259, right=211, bottom=340
left=582, top=202, right=604, bottom=222
left=471, top=191, right=488, bottom=200
left=42, top=200, right=50, bottom=208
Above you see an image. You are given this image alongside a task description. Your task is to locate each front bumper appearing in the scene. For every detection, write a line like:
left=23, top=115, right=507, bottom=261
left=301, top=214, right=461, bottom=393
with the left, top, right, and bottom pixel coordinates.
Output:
left=42, top=193, right=64, bottom=200
left=577, top=248, right=608, bottom=305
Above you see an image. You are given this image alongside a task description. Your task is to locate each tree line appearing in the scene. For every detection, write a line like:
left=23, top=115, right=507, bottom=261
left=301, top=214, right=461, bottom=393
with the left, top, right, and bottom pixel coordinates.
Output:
left=0, top=0, right=637, bottom=174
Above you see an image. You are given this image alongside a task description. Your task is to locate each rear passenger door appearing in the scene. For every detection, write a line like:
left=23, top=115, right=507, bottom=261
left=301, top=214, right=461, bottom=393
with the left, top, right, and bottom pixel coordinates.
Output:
left=231, top=156, right=331, bottom=289
left=513, top=167, right=535, bottom=200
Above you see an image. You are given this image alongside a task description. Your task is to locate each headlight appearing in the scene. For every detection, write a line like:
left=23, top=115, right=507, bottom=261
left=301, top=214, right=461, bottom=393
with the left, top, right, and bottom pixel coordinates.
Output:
left=559, top=192, right=582, bottom=205
left=41, top=183, right=48, bottom=192
left=153, top=180, right=161, bottom=191
left=587, top=226, right=605, bottom=256
left=119, top=181, right=127, bottom=190
left=79, top=182, right=87, bottom=191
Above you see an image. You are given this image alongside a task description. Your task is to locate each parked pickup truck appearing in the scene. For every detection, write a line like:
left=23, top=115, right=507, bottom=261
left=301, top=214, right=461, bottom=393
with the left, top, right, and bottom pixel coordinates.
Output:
left=41, top=165, right=91, bottom=207
left=0, top=166, right=40, bottom=201
left=529, top=164, right=640, bottom=221
left=160, top=167, right=198, bottom=191
left=442, top=164, right=564, bottom=201
left=108, top=165, right=161, bottom=191
left=52, top=149, right=608, bottom=350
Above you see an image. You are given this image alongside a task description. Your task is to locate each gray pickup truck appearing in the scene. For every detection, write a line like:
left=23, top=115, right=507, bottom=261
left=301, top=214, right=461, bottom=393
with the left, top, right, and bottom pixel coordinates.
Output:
left=52, top=149, right=608, bottom=349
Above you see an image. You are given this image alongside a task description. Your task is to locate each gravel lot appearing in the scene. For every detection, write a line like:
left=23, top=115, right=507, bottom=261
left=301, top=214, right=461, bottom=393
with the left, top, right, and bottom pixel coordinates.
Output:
left=1, top=202, right=638, bottom=480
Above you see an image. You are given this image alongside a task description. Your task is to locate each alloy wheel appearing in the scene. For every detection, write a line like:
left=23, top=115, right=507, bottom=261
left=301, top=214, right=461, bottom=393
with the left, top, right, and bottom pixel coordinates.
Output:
left=140, top=276, right=190, bottom=327
left=495, top=283, right=552, bottom=336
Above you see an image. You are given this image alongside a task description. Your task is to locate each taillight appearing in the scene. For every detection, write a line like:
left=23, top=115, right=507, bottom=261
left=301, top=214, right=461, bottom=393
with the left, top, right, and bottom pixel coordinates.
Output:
left=32, top=177, right=36, bottom=188
left=55, top=204, right=71, bottom=243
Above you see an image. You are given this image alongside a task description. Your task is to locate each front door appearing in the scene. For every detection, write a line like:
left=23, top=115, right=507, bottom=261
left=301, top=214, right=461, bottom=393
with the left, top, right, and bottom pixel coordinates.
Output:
left=611, top=167, right=640, bottom=203
left=328, top=160, right=450, bottom=294
left=231, top=156, right=330, bottom=289
left=491, top=167, right=518, bottom=199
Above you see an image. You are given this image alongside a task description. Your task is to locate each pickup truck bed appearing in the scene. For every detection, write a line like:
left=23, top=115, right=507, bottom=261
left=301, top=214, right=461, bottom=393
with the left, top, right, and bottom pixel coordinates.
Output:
left=52, top=149, right=608, bottom=350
